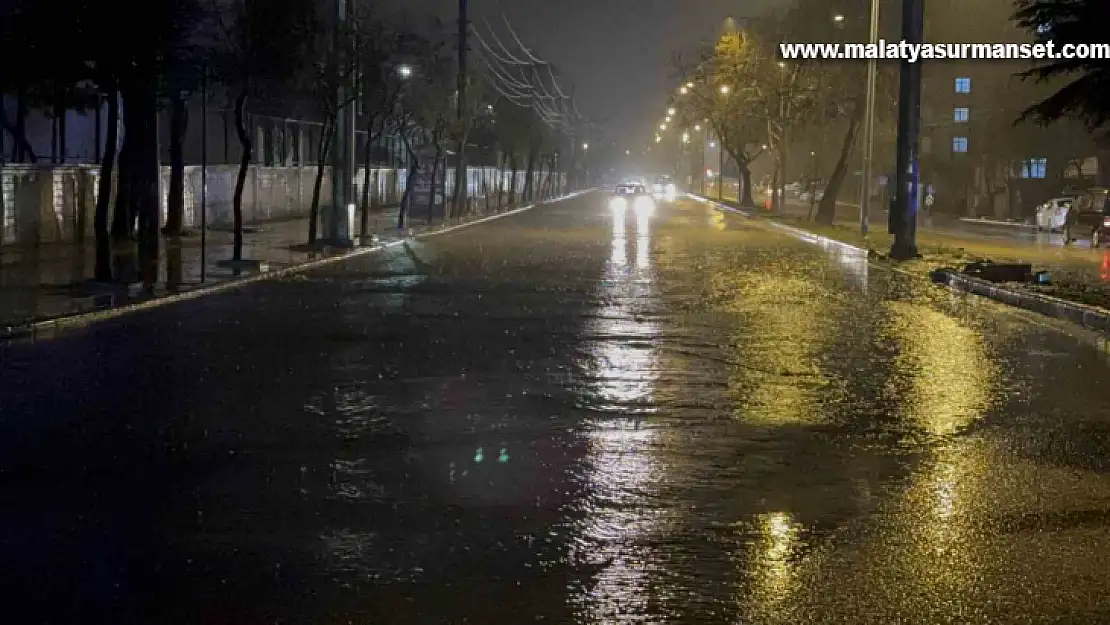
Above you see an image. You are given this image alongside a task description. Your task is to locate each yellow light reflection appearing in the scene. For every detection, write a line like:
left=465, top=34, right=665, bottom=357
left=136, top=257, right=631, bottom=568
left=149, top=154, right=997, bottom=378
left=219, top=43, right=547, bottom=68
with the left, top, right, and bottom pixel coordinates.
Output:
left=883, top=302, right=995, bottom=436
left=711, top=269, right=840, bottom=426
left=738, top=511, right=803, bottom=618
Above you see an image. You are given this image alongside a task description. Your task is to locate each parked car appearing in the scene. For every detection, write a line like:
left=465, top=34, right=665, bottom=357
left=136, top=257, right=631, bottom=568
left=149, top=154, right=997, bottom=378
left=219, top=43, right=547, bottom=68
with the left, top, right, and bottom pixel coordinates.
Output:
left=1034, top=197, right=1075, bottom=232
left=1063, top=187, right=1110, bottom=247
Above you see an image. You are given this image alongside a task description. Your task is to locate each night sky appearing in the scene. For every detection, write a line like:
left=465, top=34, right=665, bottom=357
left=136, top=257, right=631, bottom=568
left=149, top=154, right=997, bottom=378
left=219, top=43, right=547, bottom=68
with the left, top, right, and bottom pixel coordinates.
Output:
left=389, top=0, right=780, bottom=145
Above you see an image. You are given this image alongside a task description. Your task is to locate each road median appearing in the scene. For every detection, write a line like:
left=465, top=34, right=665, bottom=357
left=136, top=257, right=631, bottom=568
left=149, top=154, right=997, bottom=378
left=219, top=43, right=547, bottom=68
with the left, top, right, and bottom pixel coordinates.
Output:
left=692, top=192, right=1110, bottom=334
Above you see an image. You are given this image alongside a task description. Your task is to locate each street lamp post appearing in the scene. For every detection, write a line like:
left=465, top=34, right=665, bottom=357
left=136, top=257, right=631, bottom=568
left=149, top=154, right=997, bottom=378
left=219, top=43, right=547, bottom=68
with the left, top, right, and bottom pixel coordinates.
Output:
left=859, top=0, right=879, bottom=235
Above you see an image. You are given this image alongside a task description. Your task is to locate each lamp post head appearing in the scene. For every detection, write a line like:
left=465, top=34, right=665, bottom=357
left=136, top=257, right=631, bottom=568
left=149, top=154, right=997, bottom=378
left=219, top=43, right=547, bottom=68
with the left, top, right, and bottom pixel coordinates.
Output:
left=719, top=85, right=730, bottom=95
left=397, top=64, right=413, bottom=78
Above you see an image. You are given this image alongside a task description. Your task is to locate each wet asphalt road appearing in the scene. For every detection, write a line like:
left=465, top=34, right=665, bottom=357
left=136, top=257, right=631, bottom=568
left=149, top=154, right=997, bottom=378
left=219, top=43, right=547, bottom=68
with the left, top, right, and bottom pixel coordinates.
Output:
left=4, top=192, right=1110, bottom=624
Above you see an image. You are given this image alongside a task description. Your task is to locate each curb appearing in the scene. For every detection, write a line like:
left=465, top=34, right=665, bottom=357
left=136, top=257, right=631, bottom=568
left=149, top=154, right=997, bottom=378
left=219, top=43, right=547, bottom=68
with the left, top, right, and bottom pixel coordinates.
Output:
left=932, top=269, right=1110, bottom=334
left=688, top=193, right=868, bottom=256
left=2, top=190, right=592, bottom=342
left=958, top=217, right=1034, bottom=229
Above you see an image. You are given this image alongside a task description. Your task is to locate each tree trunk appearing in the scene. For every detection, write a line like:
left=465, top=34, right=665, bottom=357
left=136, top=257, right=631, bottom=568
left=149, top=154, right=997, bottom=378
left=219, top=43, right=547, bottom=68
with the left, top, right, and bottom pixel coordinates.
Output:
left=524, top=150, right=537, bottom=201
left=497, top=152, right=508, bottom=208
left=816, top=108, right=863, bottom=225
left=508, top=152, right=518, bottom=205
left=309, top=116, right=334, bottom=245
left=94, top=90, right=119, bottom=282
left=58, top=94, right=67, bottom=163
left=739, top=165, right=755, bottom=206
left=112, top=133, right=134, bottom=241
left=164, top=91, right=188, bottom=235
left=8, top=87, right=35, bottom=162
left=483, top=166, right=491, bottom=213
left=428, top=142, right=443, bottom=223
left=53, top=83, right=67, bottom=164
left=0, top=104, right=36, bottom=164
left=122, top=76, right=161, bottom=288
left=398, top=131, right=418, bottom=229
left=770, top=155, right=781, bottom=213
left=359, top=117, right=378, bottom=238
left=232, top=90, right=251, bottom=261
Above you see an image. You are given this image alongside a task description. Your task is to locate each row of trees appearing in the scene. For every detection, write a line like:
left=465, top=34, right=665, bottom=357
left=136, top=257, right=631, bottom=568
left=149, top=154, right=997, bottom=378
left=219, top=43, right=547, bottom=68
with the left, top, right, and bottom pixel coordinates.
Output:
left=673, top=0, right=890, bottom=223
left=672, top=0, right=1107, bottom=223
left=0, top=0, right=576, bottom=285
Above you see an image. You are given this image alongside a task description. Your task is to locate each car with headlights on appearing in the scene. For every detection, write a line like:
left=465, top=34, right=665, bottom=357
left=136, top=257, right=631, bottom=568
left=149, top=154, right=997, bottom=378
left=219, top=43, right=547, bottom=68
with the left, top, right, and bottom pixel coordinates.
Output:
left=652, top=176, right=677, bottom=198
left=610, top=183, right=655, bottom=212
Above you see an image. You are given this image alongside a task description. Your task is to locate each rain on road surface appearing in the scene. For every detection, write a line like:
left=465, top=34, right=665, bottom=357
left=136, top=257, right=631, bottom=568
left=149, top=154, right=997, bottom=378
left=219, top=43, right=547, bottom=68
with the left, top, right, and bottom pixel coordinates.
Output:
left=3, top=192, right=1110, bottom=624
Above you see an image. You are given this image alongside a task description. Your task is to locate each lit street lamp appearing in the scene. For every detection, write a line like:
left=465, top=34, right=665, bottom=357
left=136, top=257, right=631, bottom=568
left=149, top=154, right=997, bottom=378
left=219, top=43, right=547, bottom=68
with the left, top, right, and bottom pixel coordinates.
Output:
left=667, top=107, right=676, bottom=116
left=833, top=13, right=845, bottom=23
left=397, top=64, right=413, bottom=78
left=682, top=132, right=690, bottom=143
left=582, top=143, right=589, bottom=151
left=686, top=82, right=694, bottom=88
left=679, top=86, right=688, bottom=95
left=719, top=85, right=730, bottom=95
left=659, top=123, right=667, bottom=130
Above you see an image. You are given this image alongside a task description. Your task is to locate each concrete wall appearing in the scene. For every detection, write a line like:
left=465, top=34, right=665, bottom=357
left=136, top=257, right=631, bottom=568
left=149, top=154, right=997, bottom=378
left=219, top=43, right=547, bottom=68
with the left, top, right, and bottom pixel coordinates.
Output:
left=0, top=164, right=562, bottom=246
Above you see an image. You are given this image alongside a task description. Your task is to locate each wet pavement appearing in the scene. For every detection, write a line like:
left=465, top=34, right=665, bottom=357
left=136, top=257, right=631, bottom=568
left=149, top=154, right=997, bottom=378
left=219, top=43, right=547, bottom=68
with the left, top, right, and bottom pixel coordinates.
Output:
left=3, top=192, right=1110, bottom=623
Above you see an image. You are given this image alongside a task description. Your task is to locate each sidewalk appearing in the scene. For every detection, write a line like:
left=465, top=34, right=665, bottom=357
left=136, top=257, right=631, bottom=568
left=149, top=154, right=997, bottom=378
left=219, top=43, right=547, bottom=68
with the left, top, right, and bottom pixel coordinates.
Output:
left=0, top=200, right=527, bottom=335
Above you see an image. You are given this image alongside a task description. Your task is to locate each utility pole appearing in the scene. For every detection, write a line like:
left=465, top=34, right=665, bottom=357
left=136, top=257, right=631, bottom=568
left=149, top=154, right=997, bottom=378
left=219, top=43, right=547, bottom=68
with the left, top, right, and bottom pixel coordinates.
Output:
left=329, top=0, right=355, bottom=245
left=701, top=126, right=708, bottom=196
left=890, top=0, right=923, bottom=260
left=452, top=0, right=469, bottom=218
left=859, top=0, right=879, bottom=235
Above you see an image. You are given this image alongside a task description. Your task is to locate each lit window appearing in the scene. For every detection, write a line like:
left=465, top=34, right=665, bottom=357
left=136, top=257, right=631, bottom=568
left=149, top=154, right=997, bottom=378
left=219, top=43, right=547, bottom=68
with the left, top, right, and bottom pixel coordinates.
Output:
left=1020, top=158, right=1047, bottom=179
left=955, top=77, right=971, bottom=93
left=952, top=136, right=968, bottom=153
left=954, top=107, right=969, bottom=122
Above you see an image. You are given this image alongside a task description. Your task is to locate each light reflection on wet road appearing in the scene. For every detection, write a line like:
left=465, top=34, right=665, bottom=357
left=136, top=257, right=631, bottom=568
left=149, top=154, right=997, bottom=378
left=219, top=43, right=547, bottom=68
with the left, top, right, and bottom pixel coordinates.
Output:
left=3, top=193, right=1110, bottom=623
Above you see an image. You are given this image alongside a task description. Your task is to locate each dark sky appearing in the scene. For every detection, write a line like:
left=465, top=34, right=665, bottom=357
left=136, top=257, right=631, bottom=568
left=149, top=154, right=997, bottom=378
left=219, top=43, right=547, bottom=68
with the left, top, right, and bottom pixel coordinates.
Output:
left=387, top=0, right=780, bottom=145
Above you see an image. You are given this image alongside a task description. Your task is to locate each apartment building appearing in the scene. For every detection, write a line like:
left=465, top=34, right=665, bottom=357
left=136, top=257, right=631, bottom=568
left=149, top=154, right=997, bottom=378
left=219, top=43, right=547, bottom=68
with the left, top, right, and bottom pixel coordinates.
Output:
left=919, top=0, right=1098, bottom=218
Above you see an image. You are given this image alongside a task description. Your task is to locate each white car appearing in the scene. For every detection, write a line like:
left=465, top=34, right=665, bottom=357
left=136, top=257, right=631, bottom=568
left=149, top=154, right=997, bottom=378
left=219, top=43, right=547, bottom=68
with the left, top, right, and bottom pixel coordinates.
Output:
left=1034, top=197, right=1075, bottom=232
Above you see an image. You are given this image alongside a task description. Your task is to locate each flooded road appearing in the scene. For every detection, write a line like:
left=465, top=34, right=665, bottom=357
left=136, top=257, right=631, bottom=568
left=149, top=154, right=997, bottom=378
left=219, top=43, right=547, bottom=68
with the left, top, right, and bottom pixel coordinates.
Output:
left=3, top=193, right=1110, bottom=623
